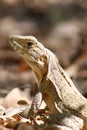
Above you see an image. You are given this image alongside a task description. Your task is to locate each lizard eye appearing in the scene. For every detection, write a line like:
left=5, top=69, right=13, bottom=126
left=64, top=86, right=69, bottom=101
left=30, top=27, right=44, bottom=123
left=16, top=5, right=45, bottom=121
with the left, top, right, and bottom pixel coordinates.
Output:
left=27, top=41, right=33, bottom=47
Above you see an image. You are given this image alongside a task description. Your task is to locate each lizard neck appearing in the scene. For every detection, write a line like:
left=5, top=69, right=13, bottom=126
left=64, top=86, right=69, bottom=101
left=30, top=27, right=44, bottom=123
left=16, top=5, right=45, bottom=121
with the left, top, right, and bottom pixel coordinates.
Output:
left=26, top=60, right=43, bottom=84
left=34, top=71, right=47, bottom=85
left=34, top=71, right=43, bottom=84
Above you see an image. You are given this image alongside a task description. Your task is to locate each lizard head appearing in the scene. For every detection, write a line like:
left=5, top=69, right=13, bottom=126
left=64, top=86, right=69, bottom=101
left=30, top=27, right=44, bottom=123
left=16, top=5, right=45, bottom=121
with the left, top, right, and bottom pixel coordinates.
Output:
left=9, top=35, right=48, bottom=82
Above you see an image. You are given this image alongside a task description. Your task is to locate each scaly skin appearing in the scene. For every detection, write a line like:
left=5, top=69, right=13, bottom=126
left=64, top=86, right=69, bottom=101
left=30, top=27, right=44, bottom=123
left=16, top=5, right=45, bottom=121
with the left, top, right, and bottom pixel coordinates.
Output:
left=9, top=35, right=87, bottom=129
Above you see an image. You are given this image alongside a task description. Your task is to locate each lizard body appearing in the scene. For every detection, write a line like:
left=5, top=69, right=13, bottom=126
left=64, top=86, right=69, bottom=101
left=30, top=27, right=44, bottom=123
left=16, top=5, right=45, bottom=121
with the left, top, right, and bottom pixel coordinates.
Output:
left=9, top=35, right=87, bottom=129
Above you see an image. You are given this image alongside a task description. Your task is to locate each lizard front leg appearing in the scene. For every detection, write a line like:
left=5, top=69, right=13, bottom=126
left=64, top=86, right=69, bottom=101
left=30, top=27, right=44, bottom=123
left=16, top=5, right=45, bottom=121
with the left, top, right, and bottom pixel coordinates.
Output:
left=21, top=92, right=42, bottom=118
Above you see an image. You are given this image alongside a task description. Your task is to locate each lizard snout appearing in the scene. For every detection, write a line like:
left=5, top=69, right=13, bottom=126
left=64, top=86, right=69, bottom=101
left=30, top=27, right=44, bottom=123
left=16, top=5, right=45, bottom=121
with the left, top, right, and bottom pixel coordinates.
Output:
left=9, top=35, right=18, bottom=44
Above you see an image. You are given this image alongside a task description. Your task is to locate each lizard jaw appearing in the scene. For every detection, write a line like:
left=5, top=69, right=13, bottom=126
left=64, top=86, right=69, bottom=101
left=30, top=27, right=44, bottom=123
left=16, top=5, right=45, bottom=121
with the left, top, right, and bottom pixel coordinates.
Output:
left=12, top=40, right=23, bottom=49
left=9, top=36, right=23, bottom=51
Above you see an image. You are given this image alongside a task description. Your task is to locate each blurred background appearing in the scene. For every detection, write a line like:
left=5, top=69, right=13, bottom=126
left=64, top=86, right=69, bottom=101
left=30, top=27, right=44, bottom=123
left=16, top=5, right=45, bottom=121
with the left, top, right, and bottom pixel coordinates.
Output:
left=0, top=0, right=87, bottom=100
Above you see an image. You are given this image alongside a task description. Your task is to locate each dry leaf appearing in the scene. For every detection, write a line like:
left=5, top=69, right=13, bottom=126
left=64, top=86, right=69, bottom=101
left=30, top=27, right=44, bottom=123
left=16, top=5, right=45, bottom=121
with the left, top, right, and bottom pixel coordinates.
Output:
left=2, top=88, right=30, bottom=108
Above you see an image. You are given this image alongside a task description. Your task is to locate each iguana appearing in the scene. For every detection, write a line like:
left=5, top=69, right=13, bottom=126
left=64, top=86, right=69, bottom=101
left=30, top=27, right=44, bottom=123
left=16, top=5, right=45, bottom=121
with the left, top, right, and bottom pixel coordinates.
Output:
left=9, top=35, right=87, bottom=130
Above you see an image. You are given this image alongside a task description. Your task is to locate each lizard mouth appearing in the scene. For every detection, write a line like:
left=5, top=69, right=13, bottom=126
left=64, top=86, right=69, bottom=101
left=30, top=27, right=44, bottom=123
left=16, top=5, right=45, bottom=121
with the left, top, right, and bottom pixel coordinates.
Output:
left=9, top=37, right=38, bottom=65
left=11, top=40, right=23, bottom=50
left=12, top=40, right=23, bottom=50
left=13, top=41, right=37, bottom=63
